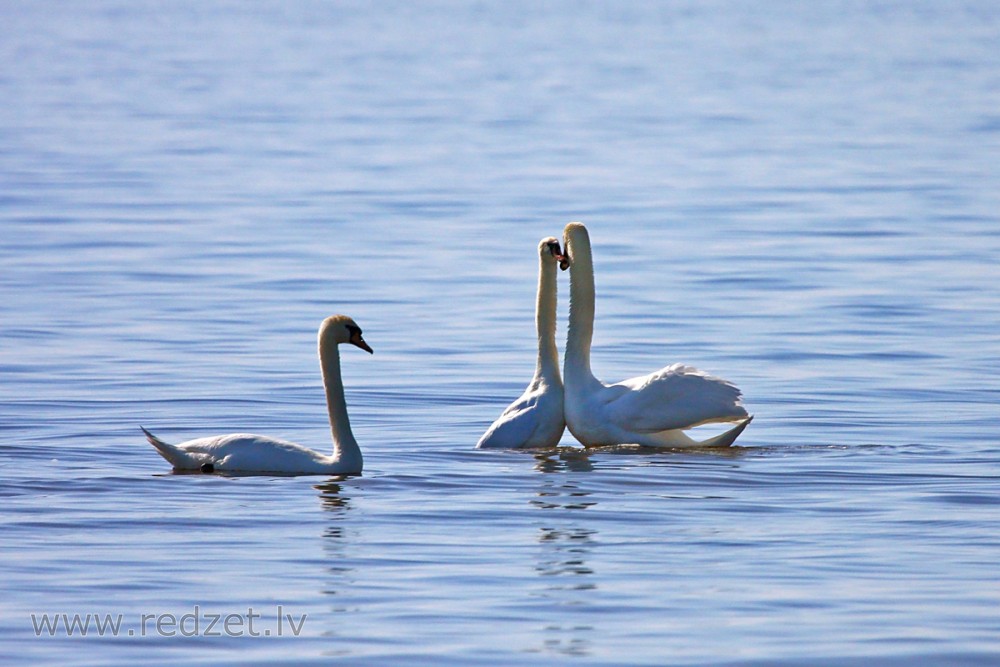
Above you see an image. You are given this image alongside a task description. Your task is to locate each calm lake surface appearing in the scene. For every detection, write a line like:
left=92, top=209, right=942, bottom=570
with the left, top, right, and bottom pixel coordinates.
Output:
left=2, top=2, right=1000, bottom=665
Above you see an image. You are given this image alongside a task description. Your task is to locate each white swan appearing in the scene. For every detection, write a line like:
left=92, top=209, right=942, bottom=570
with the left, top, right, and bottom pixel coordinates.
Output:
left=477, top=237, right=567, bottom=449
left=143, top=314, right=373, bottom=474
left=561, top=222, right=752, bottom=448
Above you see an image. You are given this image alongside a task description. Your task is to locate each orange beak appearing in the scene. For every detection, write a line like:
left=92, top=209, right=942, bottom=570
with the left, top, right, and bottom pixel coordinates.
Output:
left=350, top=332, right=373, bottom=354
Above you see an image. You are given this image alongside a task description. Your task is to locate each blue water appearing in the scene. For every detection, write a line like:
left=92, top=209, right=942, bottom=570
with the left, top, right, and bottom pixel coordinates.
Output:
left=3, top=2, right=1000, bottom=665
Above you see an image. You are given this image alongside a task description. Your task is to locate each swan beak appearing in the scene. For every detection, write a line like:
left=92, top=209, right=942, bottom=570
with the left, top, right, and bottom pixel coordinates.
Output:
left=350, top=333, right=374, bottom=354
left=547, top=239, right=570, bottom=270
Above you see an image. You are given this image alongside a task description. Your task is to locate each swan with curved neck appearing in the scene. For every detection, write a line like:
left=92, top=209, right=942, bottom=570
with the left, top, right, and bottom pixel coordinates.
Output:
left=562, top=222, right=751, bottom=448
left=477, top=237, right=567, bottom=449
left=143, top=314, right=372, bottom=474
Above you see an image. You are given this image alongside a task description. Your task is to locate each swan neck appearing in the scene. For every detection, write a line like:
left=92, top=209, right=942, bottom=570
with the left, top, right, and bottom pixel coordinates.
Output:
left=535, top=254, right=561, bottom=383
left=319, top=342, right=361, bottom=465
left=566, top=229, right=596, bottom=384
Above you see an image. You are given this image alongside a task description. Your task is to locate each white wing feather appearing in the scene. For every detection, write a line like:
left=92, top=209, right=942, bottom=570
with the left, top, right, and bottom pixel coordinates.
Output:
left=604, top=363, right=748, bottom=433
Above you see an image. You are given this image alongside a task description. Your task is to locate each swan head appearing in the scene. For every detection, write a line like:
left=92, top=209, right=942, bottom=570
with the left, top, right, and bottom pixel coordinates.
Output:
left=539, top=236, right=568, bottom=269
left=320, top=315, right=374, bottom=354
left=561, top=222, right=589, bottom=270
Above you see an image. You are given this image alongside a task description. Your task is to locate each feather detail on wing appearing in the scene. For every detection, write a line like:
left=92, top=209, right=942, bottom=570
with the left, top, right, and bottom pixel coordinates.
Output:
left=604, top=363, right=748, bottom=433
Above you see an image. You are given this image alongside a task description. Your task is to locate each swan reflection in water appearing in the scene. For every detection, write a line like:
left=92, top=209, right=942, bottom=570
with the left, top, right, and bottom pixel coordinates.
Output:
left=314, top=479, right=356, bottom=605
left=315, top=480, right=351, bottom=515
left=529, top=466, right=599, bottom=658
left=533, top=448, right=595, bottom=474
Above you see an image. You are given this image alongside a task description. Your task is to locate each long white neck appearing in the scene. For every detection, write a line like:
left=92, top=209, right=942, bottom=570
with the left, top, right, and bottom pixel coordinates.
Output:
left=535, top=252, right=561, bottom=384
left=319, top=342, right=363, bottom=468
left=565, top=225, right=598, bottom=388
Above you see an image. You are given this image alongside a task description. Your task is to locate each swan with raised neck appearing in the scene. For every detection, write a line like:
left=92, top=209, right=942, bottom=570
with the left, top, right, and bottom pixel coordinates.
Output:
left=477, top=237, right=567, bottom=449
left=143, top=314, right=373, bottom=474
left=562, top=222, right=752, bottom=448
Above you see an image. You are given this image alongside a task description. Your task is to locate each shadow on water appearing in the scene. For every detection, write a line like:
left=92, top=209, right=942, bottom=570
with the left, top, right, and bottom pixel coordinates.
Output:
left=530, top=442, right=753, bottom=474
left=161, top=468, right=364, bottom=479
left=602, top=443, right=754, bottom=459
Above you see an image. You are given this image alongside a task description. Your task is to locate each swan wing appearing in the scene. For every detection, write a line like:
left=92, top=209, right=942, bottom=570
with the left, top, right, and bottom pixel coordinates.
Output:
left=605, top=363, right=748, bottom=433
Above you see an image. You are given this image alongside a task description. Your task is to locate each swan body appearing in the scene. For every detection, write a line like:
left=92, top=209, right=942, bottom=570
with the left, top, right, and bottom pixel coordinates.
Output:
left=477, top=238, right=567, bottom=449
left=561, top=222, right=751, bottom=448
left=143, top=314, right=372, bottom=474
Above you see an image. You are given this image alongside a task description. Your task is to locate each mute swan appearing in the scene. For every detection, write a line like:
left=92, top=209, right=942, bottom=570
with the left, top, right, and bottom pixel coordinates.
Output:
left=143, top=314, right=373, bottom=474
left=561, top=222, right=752, bottom=448
left=477, top=237, right=567, bottom=449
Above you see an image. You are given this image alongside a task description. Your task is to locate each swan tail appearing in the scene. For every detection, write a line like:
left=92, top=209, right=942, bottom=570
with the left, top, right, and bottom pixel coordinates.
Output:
left=141, top=426, right=188, bottom=467
left=697, top=415, right=753, bottom=448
